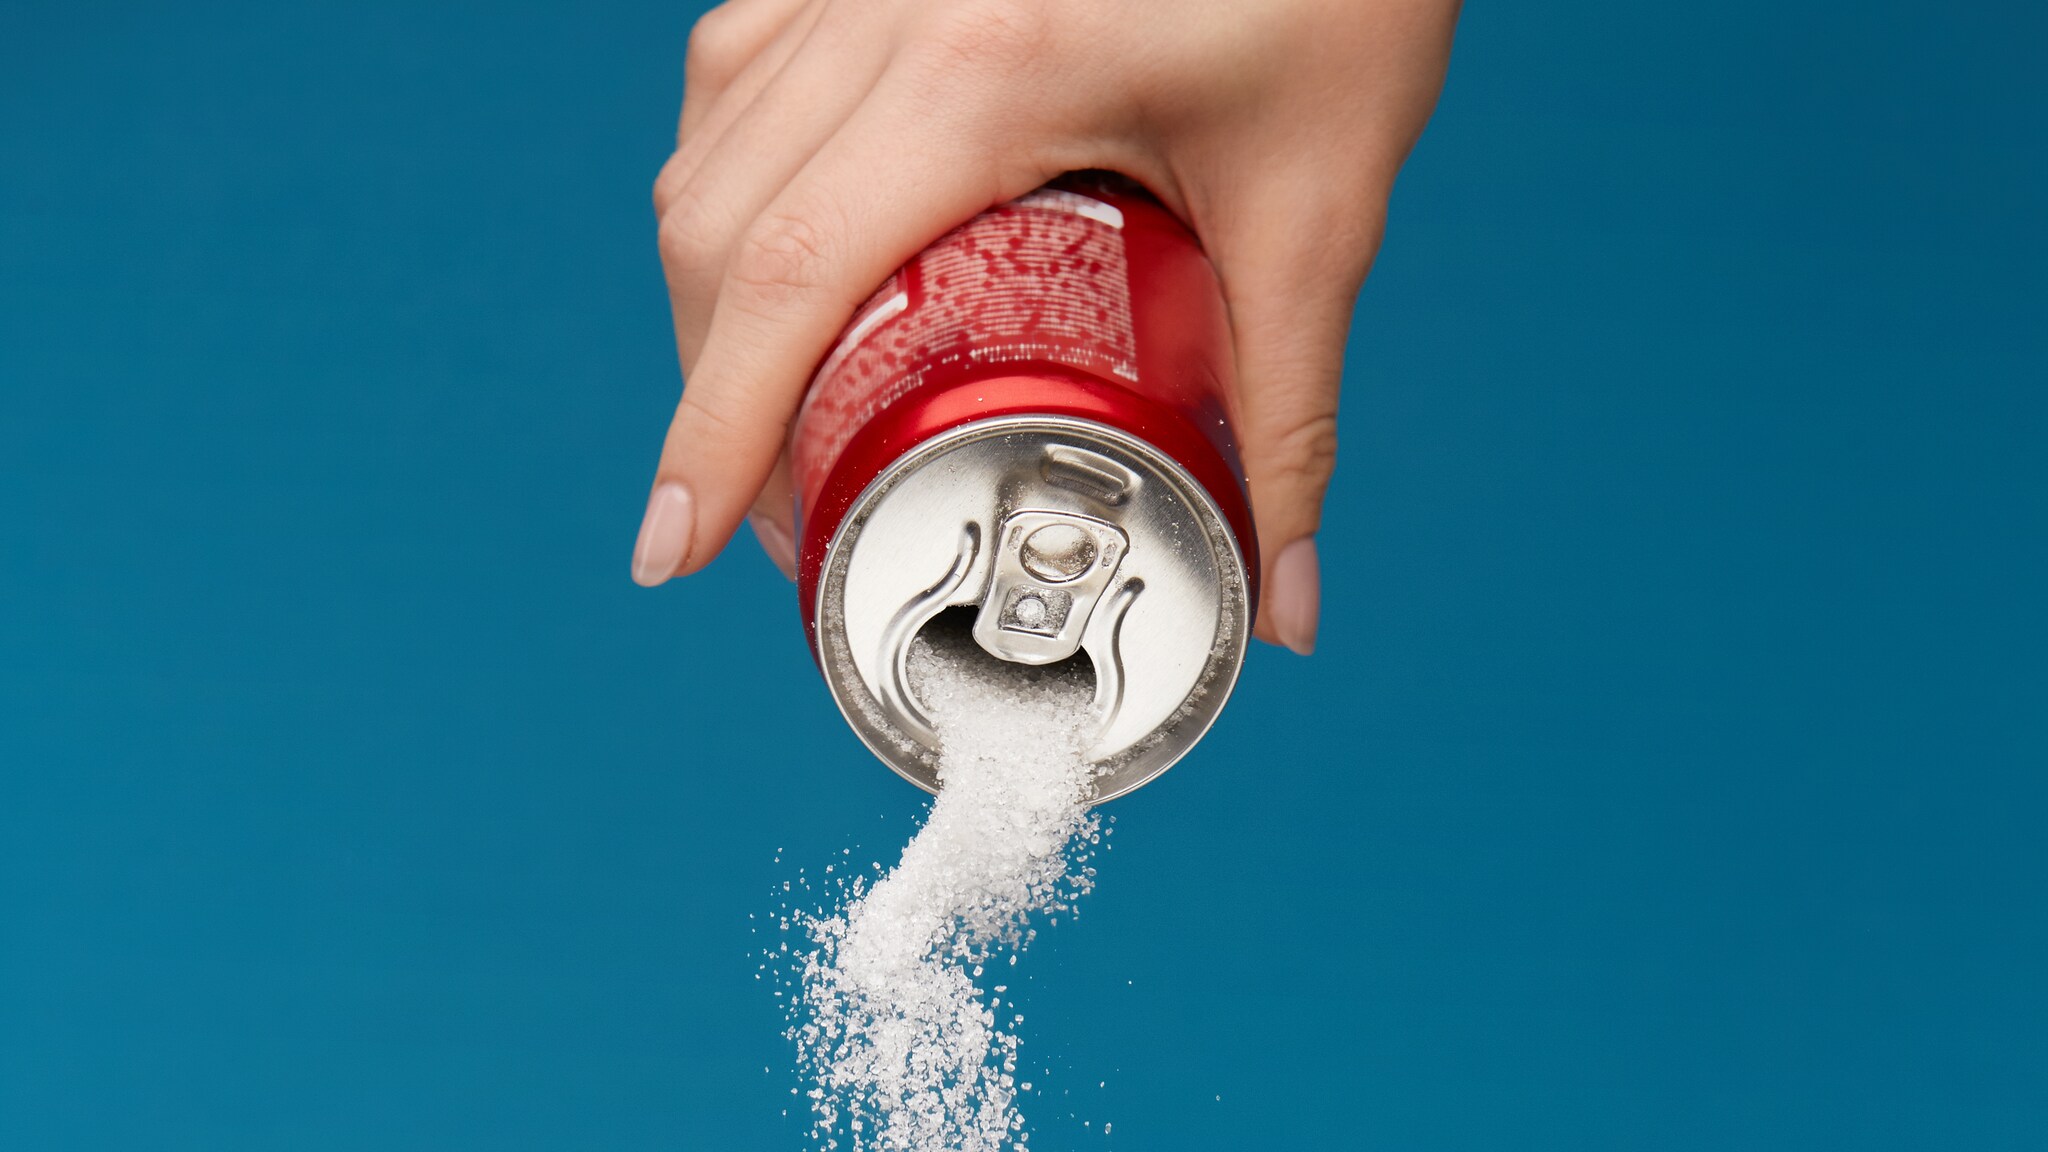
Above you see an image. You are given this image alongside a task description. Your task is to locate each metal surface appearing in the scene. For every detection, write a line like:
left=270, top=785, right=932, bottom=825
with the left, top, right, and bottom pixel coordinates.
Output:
left=972, top=508, right=1128, bottom=666
left=814, top=414, right=1249, bottom=803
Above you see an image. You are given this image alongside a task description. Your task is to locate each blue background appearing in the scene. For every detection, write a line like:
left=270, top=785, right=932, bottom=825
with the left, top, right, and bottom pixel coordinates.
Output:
left=4, top=1, right=2044, bottom=1148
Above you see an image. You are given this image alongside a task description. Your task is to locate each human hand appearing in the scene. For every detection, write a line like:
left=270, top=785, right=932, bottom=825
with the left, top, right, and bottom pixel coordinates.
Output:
left=632, top=0, right=1459, bottom=655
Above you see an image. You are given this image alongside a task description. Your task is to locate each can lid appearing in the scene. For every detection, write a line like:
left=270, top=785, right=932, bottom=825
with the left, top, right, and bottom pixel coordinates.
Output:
left=814, top=414, right=1250, bottom=802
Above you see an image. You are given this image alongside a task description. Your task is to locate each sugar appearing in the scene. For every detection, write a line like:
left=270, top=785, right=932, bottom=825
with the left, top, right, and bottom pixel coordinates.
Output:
left=782, top=628, right=1105, bottom=1151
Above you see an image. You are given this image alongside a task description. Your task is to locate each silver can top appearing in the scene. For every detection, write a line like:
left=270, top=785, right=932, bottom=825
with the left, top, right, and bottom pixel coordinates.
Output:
left=813, top=415, right=1250, bottom=802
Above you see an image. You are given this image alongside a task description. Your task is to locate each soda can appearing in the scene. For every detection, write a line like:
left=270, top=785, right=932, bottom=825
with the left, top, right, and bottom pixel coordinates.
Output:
left=790, top=173, right=1257, bottom=802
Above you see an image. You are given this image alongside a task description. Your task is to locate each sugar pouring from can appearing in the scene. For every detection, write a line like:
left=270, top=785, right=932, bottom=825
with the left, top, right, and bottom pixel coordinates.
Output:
left=790, top=173, right=1256, bottom=802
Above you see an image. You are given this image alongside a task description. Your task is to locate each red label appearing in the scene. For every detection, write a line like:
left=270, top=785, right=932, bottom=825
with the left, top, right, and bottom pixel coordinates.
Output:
left=791, top=189, right=1138, bottom=511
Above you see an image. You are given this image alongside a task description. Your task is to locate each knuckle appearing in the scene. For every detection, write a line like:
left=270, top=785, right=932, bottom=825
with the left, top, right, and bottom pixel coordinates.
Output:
left=655, top=184, right=731, bottom=282
left=651, top=152, right=687, bottom=217
left=1261, top=409, right=1340, bottom=494
left=684, top=4, right=752, bottom=89
left=914, top=0, right=1063, bottom=82
left=728, top=209, right=835, bottom=305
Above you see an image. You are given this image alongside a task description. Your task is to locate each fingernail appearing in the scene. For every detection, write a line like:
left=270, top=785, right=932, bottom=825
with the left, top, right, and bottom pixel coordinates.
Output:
left=750, top=512, right=797, bottom=582
left=1267, top=536, right=1321, bottom=655
left=631, top=481, right=695, bottom=587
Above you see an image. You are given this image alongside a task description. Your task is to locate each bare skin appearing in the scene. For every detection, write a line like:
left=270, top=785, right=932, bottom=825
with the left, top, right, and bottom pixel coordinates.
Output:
left=633, top=0, right=1461, bottom=655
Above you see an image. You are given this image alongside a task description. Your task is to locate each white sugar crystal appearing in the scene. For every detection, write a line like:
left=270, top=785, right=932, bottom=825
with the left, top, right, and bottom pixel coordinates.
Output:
left=783, top=629, right=1105, bottom=1151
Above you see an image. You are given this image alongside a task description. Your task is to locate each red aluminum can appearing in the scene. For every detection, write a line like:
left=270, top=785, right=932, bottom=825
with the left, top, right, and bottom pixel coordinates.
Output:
left=790, top=174, right=1256, bottom=801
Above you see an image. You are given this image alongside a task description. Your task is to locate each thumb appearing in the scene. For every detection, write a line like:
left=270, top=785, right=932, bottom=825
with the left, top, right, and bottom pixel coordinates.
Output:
left=1211, top=195, right=1383, bottom=656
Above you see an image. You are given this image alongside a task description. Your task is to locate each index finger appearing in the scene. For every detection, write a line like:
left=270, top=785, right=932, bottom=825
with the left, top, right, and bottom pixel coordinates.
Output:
left=632, top=79, right=1065, bottom=583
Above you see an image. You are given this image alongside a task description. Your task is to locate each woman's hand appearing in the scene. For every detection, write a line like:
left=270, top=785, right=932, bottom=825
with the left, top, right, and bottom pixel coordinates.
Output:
left=632, top=0, right=1459, bottom=655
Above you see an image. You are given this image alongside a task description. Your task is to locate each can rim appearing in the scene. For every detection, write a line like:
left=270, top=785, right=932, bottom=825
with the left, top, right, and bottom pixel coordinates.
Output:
left=811, top=412, right=1251, bottom=804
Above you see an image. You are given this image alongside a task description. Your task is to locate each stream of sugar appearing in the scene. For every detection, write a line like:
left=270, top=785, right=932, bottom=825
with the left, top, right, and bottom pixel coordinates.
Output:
left=779, top=628, right=1106, bottom=1151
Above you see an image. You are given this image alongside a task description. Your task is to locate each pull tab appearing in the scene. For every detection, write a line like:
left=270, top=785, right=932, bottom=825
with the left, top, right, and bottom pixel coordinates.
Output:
left=972, top=509, right=1128, bottom=666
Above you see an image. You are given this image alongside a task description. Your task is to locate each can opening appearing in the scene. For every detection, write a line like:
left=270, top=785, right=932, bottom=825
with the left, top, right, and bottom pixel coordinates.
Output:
left=908, top=605, right=1097, bottom=724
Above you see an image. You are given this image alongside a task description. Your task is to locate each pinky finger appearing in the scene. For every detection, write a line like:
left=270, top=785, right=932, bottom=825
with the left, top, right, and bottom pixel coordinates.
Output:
left=677, top=0, right=813, bottom=145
